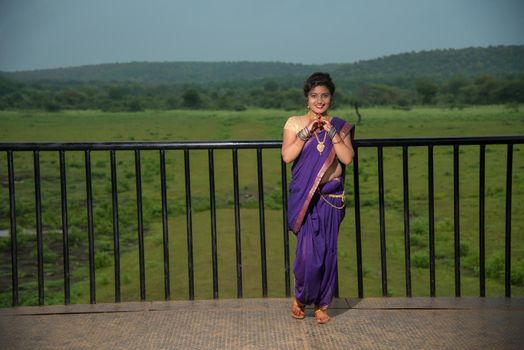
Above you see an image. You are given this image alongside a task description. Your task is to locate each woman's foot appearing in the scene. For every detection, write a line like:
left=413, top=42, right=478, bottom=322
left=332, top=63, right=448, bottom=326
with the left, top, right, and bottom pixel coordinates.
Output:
left=314, top=307, right=330, bottom=324
left=291, top=298, right=305, bottom=319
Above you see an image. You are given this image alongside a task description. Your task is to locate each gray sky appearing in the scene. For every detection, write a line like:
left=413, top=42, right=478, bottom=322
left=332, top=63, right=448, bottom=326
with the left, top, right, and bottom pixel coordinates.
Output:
left=0, top=0, right=523, bottom=71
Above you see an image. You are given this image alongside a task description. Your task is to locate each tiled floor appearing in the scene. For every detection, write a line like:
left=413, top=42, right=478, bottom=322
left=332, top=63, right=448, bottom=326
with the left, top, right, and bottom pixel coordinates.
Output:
left=1, top=297, right=523, bottom=349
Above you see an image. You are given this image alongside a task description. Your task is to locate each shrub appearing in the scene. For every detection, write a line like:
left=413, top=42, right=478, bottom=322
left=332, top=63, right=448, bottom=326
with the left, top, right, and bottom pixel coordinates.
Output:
left=411, top=217, right=427, bottom=236
left=412, top=252, right=429, bottom=269
left=95, top=252, right=112, bottom=269
left=409, top=234, right=423, bottom=247
left=99, top=275, right=110, bottom=286
left=459, top=241, right=470, bottom=257
left=486, top=253, right=504, bottom=279
left=511, top=263, right=524, bottom=286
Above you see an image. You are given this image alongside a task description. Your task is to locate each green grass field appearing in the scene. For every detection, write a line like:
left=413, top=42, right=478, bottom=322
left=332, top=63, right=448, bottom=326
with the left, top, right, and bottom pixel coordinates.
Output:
left=0, top=105, right=523, bottom=306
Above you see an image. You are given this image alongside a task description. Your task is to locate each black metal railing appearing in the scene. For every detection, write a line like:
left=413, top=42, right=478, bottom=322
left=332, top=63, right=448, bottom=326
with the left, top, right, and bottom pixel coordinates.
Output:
left=0, top=135, right=522, bottom=306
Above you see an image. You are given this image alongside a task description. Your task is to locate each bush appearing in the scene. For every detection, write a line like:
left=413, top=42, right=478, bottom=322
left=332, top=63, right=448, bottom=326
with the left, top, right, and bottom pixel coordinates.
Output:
left=409, top=234, right=424, bottom=248
left=459, top=241, right=470, bottom=257
left=0, top=237, right=11, bottom=251
left=44, top=101, right=61, bottom=112
left=43, top=246, right=59, bottom=264
left=412, top=252, right=429, bottom=269
left=126, top=99, right=143, bottom=112
left=95, top=252, right=112, bottom=269
left=486, top=253, right=504, bottom=279
left=511, top=263, right=524, bottom=286
left=411, top=217, right=427, bottom=236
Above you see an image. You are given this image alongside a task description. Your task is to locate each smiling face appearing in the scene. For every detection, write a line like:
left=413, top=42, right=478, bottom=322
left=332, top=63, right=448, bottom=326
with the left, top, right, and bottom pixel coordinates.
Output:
left=306, top=85, right=332, bottom=115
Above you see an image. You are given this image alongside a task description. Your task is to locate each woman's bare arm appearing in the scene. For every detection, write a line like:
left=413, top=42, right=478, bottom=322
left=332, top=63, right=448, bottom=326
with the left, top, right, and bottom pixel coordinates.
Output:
left=281, top=119, right=318, bottom=164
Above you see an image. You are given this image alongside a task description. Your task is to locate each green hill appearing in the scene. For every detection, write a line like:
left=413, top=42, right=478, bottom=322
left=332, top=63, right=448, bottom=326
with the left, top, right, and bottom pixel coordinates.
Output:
left=2, top=45, right=523, bottom=86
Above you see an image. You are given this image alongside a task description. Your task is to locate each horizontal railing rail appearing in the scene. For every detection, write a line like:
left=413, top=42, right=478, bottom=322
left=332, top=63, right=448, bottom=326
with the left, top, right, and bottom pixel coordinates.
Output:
left=0, top=135, right=523, bottom=306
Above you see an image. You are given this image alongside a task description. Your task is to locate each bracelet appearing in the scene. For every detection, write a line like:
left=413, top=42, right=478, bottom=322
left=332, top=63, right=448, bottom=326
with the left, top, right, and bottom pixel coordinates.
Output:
left=297, top=127, right=311, bottom=142
left=328, top=126, right=337, bottom=140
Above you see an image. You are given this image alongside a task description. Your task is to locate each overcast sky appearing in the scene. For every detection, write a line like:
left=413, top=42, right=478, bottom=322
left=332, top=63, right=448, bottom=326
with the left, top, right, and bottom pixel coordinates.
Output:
left=0, top=0, right=523, bottom=72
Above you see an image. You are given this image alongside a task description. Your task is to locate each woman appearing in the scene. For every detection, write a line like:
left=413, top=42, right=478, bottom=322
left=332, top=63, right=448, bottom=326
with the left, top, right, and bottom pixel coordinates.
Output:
left=281, top=72, right=354, bottom=324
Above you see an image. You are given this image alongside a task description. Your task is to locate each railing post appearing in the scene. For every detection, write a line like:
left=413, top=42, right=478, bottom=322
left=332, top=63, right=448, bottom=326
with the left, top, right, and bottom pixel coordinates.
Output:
left=184, top=149, right=195, bottom=300
left=59, top=150, right=71, bottom=305
left=256, top=147, right=268, bottom=297
left=453, top=145, right=461, bottom=297
left=402, top=146, right=412, bottom=297
left=232, top=149, right=243, bottom=298
left=352, top=147, right=364, bottom=298
left=479, top=145, right=485, bottom=297
left=33, top=151, right=44, bottom=305
left=7, top=151, right=19, bottom=306
left=428, top=145, right=436, bottom=297
left=135, top=150, right=146, bottom=301
left=208, top=149, right=219, bottom=299
left=85, top=150, right=96, bottom=304
left=110, top=150, right=121, bottom=303
left=505, top=144, right=513, bottom=298
left=159, top=149, right=171, bottom=301
left=280, top=158, right=291, bottom=298
left=377, top=146, right=388, bottom=297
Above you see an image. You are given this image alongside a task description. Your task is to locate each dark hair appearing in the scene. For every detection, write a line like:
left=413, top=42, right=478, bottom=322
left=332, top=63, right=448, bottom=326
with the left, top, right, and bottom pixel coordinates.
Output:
left=303, top=72, right=336, bottom=97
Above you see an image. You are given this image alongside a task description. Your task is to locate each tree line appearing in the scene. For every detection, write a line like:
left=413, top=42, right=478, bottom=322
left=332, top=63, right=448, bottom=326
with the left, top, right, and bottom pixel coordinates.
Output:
left=0, top=73, right=523, bottom=112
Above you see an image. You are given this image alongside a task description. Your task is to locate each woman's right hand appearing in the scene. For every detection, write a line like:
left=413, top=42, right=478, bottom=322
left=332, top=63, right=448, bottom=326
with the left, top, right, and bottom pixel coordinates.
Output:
left=305, top=117, right=322, bottom=134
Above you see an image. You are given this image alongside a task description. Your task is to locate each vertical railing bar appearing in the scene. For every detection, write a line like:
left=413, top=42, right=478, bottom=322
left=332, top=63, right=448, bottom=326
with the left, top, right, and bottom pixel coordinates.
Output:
left=33, top=151, right=44, bottom=305
left=7, top=151, right=19, bottom=306
left=402, top=146, right=412, bottom=297
left=377, top=146, right=388, bottom=297
left=208, top=149, right=219, bottom=299
left=184, top=149, right=195, bottom=300
left=85, top=150, right=96, bottom=304
left=232, top=149, right=243, bottom=298
left=479, top=145, right=486, bottom=297
left=428, top=145, right=436, bottom=297
left=505, top=143, right=513, bottom=298
left=135, top=149, right=146, bottom=301
left=453, top=145, right=461, bottom=297
left=256, top=147, right=268, bottom=297
left=59, top=150, right=70, bottom=305
left=280, top=158, right=290, bottom=297
left=159, top=149, right=170, bottom=300
left=352, top=147, right=364, bottom=298
left=110, top=150, right=121, bottom=303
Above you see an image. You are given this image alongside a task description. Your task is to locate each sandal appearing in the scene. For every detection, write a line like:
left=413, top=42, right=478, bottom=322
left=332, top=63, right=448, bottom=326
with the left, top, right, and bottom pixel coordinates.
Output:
left=314, top=306, right=330, bottom=324
left=291, top=298, right=305, bottom=320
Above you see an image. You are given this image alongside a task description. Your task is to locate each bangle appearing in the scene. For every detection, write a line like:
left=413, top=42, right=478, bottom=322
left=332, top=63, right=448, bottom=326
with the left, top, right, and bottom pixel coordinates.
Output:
left=328, top=126, right=337, bottom=140
left=297, top=127, right=311, bottom=142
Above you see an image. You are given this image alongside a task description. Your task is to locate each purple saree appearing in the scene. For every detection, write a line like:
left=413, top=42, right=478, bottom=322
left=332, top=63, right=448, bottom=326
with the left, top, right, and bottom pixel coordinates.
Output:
left=287, top=117, right=354, bottom=307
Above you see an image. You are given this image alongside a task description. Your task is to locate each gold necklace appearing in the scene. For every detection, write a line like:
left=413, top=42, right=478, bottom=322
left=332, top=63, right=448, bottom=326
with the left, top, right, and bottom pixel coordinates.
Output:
left=314, top=130, right=327, bottom=154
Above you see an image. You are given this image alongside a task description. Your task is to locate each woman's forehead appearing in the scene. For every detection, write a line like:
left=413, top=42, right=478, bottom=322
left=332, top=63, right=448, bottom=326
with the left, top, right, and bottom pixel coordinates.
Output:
left=309, top=85, right=331, bottom=94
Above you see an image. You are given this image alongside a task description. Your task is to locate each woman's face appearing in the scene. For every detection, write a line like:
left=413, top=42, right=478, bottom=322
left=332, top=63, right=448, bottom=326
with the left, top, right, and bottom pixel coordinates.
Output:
left=306, top=85, right=332, bottom=115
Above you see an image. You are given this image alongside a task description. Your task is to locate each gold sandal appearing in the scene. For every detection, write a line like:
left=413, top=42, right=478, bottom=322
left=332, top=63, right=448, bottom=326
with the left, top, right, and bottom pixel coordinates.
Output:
left=291, top=298, right=305, bottom=320
left=314, top=306, right=330, bottom=324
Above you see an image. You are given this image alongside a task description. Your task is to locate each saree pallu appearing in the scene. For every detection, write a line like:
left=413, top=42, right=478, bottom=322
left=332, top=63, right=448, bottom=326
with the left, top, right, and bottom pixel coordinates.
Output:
left=287, top=117, right=354, bottom=307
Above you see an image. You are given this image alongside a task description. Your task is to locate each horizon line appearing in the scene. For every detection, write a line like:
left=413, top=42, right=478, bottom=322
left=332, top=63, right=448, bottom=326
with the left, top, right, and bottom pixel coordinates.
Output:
left=2, top=44, right=522, bottom=74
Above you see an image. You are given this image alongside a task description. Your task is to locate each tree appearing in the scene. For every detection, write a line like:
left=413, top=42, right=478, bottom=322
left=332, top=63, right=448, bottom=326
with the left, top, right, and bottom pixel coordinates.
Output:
left=126, top=98, right=143, bottom=112
left=182, top=89, right=203, bottom=109
left=415, top=77, right=438, bottom=104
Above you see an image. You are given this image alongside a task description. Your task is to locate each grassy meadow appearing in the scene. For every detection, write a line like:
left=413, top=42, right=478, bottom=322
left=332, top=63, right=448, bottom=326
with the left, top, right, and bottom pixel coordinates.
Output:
left=0, top=105, right=523, bottom=306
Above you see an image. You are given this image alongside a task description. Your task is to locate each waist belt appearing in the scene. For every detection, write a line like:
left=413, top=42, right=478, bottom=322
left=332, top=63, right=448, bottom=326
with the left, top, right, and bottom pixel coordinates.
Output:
left=316, top=190, right=346, bottom=210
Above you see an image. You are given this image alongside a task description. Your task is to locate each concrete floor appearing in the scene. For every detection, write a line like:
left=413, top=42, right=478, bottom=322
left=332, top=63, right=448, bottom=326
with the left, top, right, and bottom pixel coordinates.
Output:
left=1, top=297, right=523, bottom=349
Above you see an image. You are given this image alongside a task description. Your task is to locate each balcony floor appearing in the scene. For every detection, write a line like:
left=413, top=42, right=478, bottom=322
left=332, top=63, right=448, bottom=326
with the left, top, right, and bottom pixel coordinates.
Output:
left=1, top=297, right=523, bottom=349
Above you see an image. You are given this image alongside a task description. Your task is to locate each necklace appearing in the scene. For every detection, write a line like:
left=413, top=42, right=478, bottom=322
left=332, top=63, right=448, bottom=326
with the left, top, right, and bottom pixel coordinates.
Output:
left=314, top=130, right=327, bottom=154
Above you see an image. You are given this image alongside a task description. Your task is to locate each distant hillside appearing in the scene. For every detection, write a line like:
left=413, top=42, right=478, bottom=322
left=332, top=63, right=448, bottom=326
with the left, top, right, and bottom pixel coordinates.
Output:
left=2, top=45, right=523, bottom=87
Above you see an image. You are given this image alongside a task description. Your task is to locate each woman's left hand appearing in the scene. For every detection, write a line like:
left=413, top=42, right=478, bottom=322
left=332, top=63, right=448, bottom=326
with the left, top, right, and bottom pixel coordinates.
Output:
left=320, top=115, right=332, bottom=132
